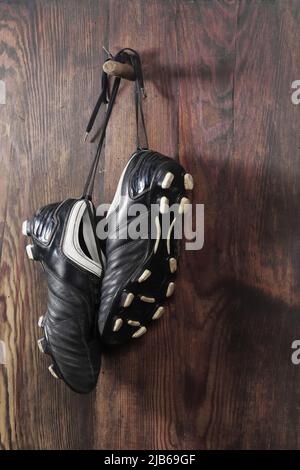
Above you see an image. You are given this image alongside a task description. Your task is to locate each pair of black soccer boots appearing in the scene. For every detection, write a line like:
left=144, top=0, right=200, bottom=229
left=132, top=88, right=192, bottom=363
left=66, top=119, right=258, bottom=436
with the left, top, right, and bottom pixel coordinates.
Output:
left=23, top=49, right=194, bottom=393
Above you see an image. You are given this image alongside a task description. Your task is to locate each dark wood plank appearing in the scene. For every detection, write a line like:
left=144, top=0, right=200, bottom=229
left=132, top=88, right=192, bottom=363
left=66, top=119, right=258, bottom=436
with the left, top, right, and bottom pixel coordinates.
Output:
left=220, top=0, right=300, bottom=448
left=175, top=0, right=239, bottom=450
left=0, top=0, right=109, bottom=449
left=175, top=0, right=300, bottom=450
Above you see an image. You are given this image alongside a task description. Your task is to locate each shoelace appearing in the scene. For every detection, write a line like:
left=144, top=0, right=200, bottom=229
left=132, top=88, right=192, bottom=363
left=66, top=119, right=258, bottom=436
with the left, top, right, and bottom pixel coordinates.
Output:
left=81, top=48, right=148, bottom=260
left=82, top=48, right=148, bottom=199
left=84, top=71, right=110, bottom=141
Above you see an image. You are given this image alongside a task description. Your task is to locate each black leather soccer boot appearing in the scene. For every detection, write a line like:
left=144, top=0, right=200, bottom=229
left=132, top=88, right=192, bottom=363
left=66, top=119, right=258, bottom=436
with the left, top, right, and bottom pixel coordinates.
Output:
left=23, top=199, right=103, bottom=393
left=98, top=150, right=193, bottom=345
left=95, top=50, right=194, bottom=345
left=23, top=50, right=121, bottom=392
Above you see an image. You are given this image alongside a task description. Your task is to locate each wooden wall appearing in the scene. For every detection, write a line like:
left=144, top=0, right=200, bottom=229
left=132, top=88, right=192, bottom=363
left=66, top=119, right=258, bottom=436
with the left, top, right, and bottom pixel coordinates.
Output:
left=0, top=0, right=300, bottom=449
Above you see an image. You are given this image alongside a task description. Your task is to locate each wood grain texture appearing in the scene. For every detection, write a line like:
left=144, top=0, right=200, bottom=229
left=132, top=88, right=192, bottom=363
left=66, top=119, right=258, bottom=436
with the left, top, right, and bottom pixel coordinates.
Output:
left=0, top=0, right=108, bottom=450
left=0, top=0, right=300, bottom=450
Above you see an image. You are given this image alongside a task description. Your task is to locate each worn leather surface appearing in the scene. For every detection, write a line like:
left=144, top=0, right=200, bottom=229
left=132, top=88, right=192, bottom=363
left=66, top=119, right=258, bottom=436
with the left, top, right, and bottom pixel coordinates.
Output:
left=99, top=150, right=186, bottom=343
left=30, top=198, right=102, bottom=393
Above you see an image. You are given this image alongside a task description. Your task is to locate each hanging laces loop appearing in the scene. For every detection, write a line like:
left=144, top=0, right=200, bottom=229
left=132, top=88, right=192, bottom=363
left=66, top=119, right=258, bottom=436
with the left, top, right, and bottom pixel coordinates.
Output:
left=116, top=48, right=149, bottom=150
left=82, top=48, right=148, bottom=200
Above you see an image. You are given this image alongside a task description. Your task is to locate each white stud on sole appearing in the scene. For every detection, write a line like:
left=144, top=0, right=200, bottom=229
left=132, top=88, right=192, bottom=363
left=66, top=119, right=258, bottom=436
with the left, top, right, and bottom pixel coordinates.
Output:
left=132, top=326, right=147, bottom=338
left=48, top=364, right=59, bottom=379
left=127, top=320, right=141, bottom=327
left=113, top=318, right=123, bottom=332
left=26, top=244, right=35, bottom=260
left=138, top=269, right=151, bottom=283
left=22, top=220, right=29, bottom=236
left=154, top=216, right=161, bottom=254
left=160, top=196, right=169, bottom=214
left=140, top=295, right=155, bottom=303
left=179, top=197, right=190, bottom=215
left=169, top=257, right=177, bottom=273
left=166, top=282, right=175, bottom=298
left=37, top=338, right=45, bottom=353
left=184, top=173, right=194, bottom=190
left=152, top=306, right=165, bottom=320
left=167, top=218, right=176, bottom=255
left=38, top=315, right=44, bottom=328
left=161, top=172, right=174, bottom=189
left=123, top=293, right=134, bottom=308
